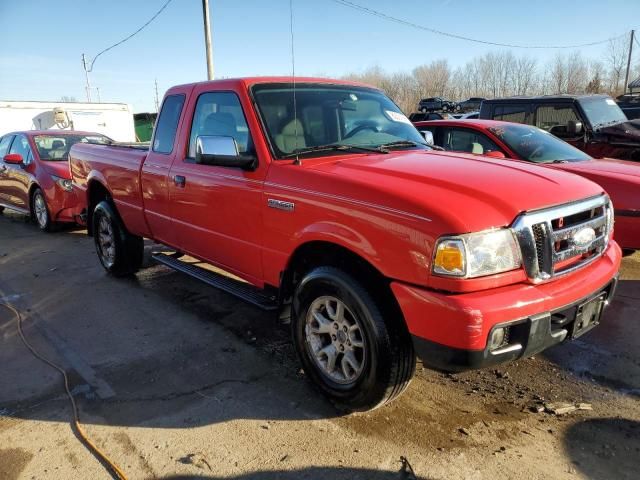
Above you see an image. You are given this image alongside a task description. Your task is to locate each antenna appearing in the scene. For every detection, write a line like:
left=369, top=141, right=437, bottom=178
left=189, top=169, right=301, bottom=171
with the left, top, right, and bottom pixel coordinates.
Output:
left=289, top=0, right=301, bottom=165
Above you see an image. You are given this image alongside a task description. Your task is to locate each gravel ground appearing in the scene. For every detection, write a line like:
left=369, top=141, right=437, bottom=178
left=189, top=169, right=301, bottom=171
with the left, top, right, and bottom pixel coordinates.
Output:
left=0, top=210, right=638, bottom=480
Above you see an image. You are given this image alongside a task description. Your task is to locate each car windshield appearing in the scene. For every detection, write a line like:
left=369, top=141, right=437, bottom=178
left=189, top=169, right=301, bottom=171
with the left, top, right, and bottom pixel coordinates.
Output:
left=578, top=96, right=628, bottom=128
left=488, top=124, right=591, bottom=163
left=34, top=134, right=111, bottom=161
left=252, top=84, right=428, bottom=158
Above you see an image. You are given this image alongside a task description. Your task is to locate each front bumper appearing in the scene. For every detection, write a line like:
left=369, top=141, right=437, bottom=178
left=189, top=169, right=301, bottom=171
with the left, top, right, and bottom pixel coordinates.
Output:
left=410, top=278, right=617, bottom=372
left=391, top=241, right=621, bottom=372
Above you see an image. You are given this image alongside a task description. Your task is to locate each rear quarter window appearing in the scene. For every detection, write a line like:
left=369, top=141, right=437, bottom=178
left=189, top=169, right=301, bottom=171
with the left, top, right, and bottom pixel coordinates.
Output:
left=152, top=94, right=186, bottom=154
left=492, top=105, right=529, bottom=124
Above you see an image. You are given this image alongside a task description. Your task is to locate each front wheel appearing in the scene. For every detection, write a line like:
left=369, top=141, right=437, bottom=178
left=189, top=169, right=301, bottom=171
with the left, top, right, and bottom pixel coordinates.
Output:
left=292, top=266, right=415, bottom=411
left=32, top=188, right=55, bottom=232
left=93, top=201, right=143, bottom=276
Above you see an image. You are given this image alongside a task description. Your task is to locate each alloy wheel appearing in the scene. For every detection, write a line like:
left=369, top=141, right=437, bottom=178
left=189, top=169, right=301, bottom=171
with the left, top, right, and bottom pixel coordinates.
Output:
left=305, top=295, right=366, bottom=385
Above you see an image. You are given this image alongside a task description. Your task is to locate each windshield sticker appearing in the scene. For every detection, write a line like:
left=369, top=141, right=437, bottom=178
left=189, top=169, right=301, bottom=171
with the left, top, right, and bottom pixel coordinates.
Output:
left=385, top=110, right=412, bottom=125
left=606, top=99, right=617, bottom=106
left=488, top=126, right=506, bottom=138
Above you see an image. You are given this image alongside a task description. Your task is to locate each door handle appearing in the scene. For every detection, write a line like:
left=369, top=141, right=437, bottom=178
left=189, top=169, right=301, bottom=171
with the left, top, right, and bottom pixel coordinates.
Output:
left=173, top=175, right=186, bottom=188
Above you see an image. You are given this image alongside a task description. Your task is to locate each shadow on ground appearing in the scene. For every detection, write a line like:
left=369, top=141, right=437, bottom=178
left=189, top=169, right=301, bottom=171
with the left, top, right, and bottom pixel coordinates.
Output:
left=564, top=418, right=640, bottom=480
left=162, top=464, right=426, bottom=479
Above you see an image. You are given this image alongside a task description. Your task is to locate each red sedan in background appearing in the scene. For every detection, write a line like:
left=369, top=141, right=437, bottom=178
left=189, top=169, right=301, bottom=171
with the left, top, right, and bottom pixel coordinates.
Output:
left=415, top=119, right=640, bottom=251
left=0, top=130, right=111, bottom=231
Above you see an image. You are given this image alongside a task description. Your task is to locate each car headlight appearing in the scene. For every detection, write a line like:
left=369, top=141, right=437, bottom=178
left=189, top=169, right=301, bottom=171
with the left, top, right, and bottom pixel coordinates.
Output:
left=433, top=229, right=522, bottom=278
left=605, top=200, right=614, bottom=244
left=52, top=175, right=73, bottom=192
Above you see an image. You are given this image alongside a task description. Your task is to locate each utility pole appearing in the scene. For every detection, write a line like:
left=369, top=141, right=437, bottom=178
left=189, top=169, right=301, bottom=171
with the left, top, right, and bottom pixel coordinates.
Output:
left=624, top=30, right=635, bottom=94
left=154, top=78, right=160, bottom=112
left=202, top=0, right=214, bottom=80
left=82, top=54, right=92, bottom=102
left=96, top=87, right=101, bottom=103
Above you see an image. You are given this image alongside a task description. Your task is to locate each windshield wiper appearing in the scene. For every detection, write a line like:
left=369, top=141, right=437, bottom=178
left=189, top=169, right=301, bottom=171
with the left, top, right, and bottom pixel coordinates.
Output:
left=282, top=143, right=389, bottom=158
left=377, top=140, right=427, bottom=149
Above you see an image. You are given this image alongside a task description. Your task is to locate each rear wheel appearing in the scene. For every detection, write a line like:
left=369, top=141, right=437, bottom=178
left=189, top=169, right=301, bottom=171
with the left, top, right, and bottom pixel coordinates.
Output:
left=292, top=266, right=415, bottom=411
left=32, top=188, right=55, bottom=232
left=93, top=200, right=143, bottom=276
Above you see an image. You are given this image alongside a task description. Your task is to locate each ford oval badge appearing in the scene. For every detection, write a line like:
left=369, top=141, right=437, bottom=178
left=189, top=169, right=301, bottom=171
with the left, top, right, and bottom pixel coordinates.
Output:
left=573, top=227, right=596, bottom=248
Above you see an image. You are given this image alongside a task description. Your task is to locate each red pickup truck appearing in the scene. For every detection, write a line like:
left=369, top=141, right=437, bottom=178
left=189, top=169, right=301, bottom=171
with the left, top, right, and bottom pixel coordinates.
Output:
left=70, top=78, right=621, bottom=411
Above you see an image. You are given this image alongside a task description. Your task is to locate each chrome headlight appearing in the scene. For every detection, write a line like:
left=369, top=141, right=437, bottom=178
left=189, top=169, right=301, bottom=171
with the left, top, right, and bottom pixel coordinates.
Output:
left=52, top=175, right=73, bottom=192
left=433, top=229, right=522, bottom=278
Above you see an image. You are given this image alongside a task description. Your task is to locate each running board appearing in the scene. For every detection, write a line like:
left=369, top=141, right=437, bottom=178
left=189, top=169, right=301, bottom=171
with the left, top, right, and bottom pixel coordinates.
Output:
left=152, top=253, right=278, bottom=311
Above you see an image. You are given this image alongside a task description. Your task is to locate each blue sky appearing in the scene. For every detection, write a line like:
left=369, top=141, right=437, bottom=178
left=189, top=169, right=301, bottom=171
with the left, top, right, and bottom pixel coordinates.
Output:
left=1, top=0, right=638, bottom=112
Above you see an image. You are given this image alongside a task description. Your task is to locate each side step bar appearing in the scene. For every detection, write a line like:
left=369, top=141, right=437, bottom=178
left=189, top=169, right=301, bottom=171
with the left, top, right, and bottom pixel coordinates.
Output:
left=152, top=253, right=278, bottom=311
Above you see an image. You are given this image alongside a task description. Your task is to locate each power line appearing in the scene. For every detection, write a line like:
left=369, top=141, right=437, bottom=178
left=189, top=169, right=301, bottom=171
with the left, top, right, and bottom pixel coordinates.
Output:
left=88, top=0, right=173, bottom=72
left=329, top=0, right=629, bottom=49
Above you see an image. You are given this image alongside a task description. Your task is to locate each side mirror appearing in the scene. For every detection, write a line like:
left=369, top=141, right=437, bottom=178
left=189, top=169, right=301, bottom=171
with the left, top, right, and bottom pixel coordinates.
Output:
left=421, top=130, right=435, bottom=146
left=566, top=120, right=583, bottom=136
left=195, top=135, right=256, bottom=169
left=485, top=150, right=506, bottom=159
left=3, top=153, right=24, bottom=165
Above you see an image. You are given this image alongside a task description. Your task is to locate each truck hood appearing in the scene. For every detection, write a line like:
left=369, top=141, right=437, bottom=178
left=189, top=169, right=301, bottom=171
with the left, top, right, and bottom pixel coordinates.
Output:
left=39, top=160, right=72, bottom=179
left=306, top=150, right=604, bottom=233
left=596, top=119, right=640, bottom=145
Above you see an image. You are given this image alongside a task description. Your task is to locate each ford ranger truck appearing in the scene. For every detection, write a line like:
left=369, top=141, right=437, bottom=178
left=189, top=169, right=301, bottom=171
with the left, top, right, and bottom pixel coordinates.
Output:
left=70, top=78, right=621, bottom=411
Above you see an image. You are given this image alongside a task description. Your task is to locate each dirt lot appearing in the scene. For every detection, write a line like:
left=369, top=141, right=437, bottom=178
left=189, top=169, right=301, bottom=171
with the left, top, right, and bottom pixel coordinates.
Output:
left=0, top=210, right=638, bottom=480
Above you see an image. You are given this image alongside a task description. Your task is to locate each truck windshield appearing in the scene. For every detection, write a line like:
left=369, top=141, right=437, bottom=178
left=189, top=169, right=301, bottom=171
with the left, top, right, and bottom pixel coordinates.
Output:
left=252, top=84, right=428, bottom=158
left=578, top=96, right=628, bottom=128
left=34, top=134, right=111, bottom=161
left=488, top=124, right=591, bottom=163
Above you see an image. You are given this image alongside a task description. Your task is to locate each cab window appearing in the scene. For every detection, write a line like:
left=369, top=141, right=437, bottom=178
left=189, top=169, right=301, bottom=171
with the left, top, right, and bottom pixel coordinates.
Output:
left=153, top=94, right=185, bottom=154
left=0, top=135, right=14, bottom=158
left=493, top=105, right=528, bottom=124
left=8, top=135, right=33, bottom=164
left=535, top=105, right=581, bottom=136
left=188, top=92, right=253, bottom=159
left=441, top=128, right=501, bottom=155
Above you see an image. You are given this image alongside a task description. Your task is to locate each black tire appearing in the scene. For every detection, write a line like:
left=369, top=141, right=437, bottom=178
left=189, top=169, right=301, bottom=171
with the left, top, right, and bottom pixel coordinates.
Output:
left=292, top=266, right=415, bottom=411
left=32, top=188, right=56, bottom=232
left=92, top=200, right=144, bottom=276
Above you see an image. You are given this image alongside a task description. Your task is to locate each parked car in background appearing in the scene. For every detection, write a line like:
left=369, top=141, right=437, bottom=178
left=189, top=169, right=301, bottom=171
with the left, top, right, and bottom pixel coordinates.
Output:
left=460, top=111, right=479, bottom=119
left=616, top=94, right=640, bottom=121
left=0, top=130, right=111, bottom=231
left=0, top=100, right=136, bottom=142
left=408, top=112, right=444, bottom=122
left=70, top=77, right=620, bottom=411
left=458, top=97, right=485, bottom=112
left=479, top=94, right=640, bottom=161
left=418, top=97, right=457, bottom=113
left=415, top=118, right=640, bottom=251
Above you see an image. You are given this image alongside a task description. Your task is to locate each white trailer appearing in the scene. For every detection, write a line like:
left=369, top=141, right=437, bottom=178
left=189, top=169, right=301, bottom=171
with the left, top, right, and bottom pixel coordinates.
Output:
left=0, top=101, right=136, bottom=142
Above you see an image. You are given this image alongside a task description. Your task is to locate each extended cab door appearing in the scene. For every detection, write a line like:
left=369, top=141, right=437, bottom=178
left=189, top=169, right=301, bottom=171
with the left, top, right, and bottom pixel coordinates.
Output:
left=140, top=92, right=188, bottom=247
left=168, top=87, right=266, bottom=284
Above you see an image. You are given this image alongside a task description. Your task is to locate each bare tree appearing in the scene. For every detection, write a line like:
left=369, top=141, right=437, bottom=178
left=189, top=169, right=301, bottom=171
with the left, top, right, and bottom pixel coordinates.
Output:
left=59, top=96, right=77, bottom=103
left=605, top=37, right=629, bottom=95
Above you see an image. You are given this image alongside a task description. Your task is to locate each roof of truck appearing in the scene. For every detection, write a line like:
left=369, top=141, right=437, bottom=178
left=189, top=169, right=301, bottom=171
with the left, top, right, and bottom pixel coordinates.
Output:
left=482, top=94, right=610, bottom=104
left=169, top=76, right=380, bottom=91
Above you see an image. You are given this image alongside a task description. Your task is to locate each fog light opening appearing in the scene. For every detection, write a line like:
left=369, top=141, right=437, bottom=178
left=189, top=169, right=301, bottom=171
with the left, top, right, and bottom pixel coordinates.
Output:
left=488, top=326, right=510, bottom=351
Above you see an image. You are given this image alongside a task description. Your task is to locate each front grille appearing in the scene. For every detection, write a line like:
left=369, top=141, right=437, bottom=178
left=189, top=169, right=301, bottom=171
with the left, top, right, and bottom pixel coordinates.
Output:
left=513, top=195, right=612, bottom=283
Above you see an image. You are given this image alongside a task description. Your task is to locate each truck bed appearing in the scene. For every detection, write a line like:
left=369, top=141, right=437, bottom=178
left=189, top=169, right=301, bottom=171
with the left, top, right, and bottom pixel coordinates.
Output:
left=70, top=143, right=150, bottom=236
